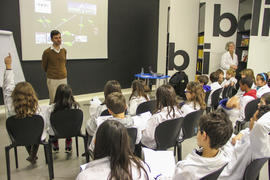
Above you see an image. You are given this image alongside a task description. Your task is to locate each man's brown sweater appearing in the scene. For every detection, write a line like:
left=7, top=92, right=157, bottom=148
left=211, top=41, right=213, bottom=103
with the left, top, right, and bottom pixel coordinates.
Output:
left=42, top=47, right=67, bottom=79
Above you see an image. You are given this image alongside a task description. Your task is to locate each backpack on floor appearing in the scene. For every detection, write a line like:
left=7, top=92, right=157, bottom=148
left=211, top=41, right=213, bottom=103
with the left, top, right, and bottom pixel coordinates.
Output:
left=169, top=71, right=189, bottom=98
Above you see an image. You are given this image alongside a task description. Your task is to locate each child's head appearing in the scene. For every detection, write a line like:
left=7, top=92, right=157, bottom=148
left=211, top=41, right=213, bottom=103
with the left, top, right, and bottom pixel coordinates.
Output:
left=240, top=69, right=255, bottom=81
left=210, top=71, right=219, bottom=83
left=259, top=92, right=270, bottom=107
left=256, top=73, right=269, bottom=87
left=11, top=82, right=38, bottom=118
left=155, top=84, right=177, bottom=117
left=226, top=68, right=236, bottom=80
left=239, top=77, right=253, bottom=92
left=129, top=80, right=149, bottom=101
left=257, top=105, right=270, bottom=120
left=197, top=109, right=233, bottom=149
left=53, top=84, right=78, bottom=111
left=216, top=69, right=224, bottom=84
left=197, top=75, right=209, bottom=86
left=185, top=82, right=206, bottom=110
left=104, top=80, right=122, bottom=99
left=94, top=120, right=148, bottom=179
left=106, top=92, right=126, bottom=116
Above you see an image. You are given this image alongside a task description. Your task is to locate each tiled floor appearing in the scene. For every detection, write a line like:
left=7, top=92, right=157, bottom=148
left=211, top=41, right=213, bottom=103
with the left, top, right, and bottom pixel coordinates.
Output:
left=0, top=90, right=268, bottom=179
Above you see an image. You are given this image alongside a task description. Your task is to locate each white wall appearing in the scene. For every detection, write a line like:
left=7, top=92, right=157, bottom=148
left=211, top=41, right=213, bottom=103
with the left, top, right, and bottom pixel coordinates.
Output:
left=248, top=0, right=270, bottom=74
left=203, top=0, right=239, bottom=74
left=168, top=0, right=200, bottom=81
left=157, top=0, right=170, bottom=75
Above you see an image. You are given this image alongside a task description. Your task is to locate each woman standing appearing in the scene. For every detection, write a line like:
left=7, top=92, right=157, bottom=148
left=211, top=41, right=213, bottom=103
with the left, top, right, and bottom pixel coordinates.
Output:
left=220, top=42, right=238, bottom=75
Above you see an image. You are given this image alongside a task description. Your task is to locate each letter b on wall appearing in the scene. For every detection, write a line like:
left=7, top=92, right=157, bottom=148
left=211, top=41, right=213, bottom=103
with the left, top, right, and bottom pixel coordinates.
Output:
left=213, top=4, right=238, bottom=37
left=168, top=43, right=190, bottom=71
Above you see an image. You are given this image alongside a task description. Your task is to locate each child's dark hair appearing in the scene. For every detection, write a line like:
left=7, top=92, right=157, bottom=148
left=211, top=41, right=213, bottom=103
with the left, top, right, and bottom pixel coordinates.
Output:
left=50, top=30, right=61, bottom=39
left=185, top=82, right=206, bottom=110
left=199, top=109, right=233, bottom=149
left=210, top=71, right=219, bottom=82
left=155, top=84, right=179, bottom=119
left=261, top=92, right=270, bottom=105
left=257, top=73, right=269, bottom=83
left=257, top=105, right=270, bottom=119
left=53, top=84, right=79, bottom=112
left=104, top=80, right=122, bottom=99
left=216, top=69, right=224, bottom=76
left=106, top=92, right=126, bottom=114
left=94, top=120, right=149, bottom=180
left=198, top=75, right=209, bottom=85
left=240, top=77, right=253, bottom=88
left=129, top=80, right=149, bottom=101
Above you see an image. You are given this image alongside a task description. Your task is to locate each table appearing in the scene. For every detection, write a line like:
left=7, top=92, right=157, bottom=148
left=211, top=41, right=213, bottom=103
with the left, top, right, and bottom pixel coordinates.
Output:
left=134, top=73, right=170, bottom=87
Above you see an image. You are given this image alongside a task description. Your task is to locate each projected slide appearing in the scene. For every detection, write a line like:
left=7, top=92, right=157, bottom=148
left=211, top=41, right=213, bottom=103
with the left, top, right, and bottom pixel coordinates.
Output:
left=20, top=0, right=108, bottom=60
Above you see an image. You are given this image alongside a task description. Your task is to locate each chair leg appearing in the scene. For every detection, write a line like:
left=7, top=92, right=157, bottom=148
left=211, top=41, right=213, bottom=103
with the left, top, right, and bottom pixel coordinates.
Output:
left=45, top=144, right=54, bottom=179
left=83, top=136, right=90, bottom=162
left=75, top=137, right=79, bottom=157
left=177, top=143, right=182, bottom=162
left=268, top=160, right=270, bottom=180
left=44, top=145, right=48, bottom=164
left=5, top=146, right=11, bottom=180
left=14, top=146, right=18, bottom=169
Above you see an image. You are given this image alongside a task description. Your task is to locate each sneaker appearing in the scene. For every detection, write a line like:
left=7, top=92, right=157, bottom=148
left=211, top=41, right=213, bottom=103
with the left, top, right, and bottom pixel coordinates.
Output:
left=65, top=138, right=72, bottom=153
left=52, top=141, right=59, bottom=153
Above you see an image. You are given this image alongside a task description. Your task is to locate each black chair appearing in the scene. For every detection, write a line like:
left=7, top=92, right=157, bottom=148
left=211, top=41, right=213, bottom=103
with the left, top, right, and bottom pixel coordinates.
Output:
left=5, top=115, right=54, bottom=180
left=204, top=90, right=211, bottom=105
left=222, top=86, right=229, bottom=99
left=127, top=128, right=137, bottom=152
left=211, top=88, right=223, bottom=111
left=0, top=87, right=4, bottom=105
left=200, top=164, right=227, bottom=180
left=243, top=157, right=269, bottom=180
left=136, top=100, right=157, bottom=115
left=154, top=117, right=184, bottom=150
left=176, top=110, right=204, bottom=161
left=100, top=109, right=110, bottom=116
left=49, top=109, right=89, bottom=162
left=236, top=98, right=260, bottom=132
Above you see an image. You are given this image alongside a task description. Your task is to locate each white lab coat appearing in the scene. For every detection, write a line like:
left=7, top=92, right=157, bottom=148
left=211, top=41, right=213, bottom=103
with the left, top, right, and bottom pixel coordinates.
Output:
left=3, top=70, right=48, bottom=140
left=257, top=84, right=270, bottom=98
left=219, top=111, right=270, bottom=180
left=173, top=148, right=231, bottom=180
left=221, top=77, right=237, bottom=88
left=180, top=102, right=201, bottom=117
left=220, top=51, right=238, bottom=74
left=141, top=106, right=183, bottom=149
left=237, top=94, right=255, bottom=122
left=76, top=157, right=153, bottom=180
left=128, top=95, right=149, bottom=116
left=207, top=82, right=222, bottom=107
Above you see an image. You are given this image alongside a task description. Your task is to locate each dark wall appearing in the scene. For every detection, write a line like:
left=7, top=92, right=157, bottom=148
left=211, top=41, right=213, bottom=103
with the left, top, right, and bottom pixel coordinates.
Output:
left=0, top=0, right=159, bottom=100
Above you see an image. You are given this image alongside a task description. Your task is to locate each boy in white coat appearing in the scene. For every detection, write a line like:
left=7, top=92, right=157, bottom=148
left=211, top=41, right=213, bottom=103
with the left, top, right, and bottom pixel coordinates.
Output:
left=173, top=109, right=233, bottom=180
left=207, top=71, right=222, bottom=107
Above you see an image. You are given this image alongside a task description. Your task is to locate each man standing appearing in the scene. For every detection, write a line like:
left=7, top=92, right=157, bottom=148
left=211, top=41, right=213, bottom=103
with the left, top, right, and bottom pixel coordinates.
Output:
left=42, top=30, right=67, bottom=104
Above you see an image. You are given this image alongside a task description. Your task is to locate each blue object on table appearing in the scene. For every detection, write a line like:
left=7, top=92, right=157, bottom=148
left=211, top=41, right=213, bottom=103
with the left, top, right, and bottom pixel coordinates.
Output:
left=134, top=73, right=170, bottom=80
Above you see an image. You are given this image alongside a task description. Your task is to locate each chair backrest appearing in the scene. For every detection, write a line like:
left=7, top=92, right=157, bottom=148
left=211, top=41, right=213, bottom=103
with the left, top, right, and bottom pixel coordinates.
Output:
left=6, top=115, right=44, bottom=146
left=127, top=128, right=137, bottom=152
left=136, top=100, right=157, bottom=115
left=243, top=157, right=269, bottom=180
left=0, top=87, right=4, bottom=105
left=50, top=109, right=83, bottom=138
left=200, top=164, right=227, bottom=180
left=100, top=109, right=110, bottom=116
left=211, top=88, right=223, bottom=109
left=244, top=98, right=260, bottom=122
left=155, top=117, right=184, bottom=150
left=222, top=86, right=229, bottom=99
left=205, top=90, right=211, bottom=104
left=181, top=110, right=204, bottom=140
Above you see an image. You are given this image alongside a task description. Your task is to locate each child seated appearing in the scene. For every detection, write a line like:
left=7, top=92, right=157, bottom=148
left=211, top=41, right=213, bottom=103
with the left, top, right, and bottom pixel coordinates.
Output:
left=88, top=92, right=142, bottom=151
left=197, top=75, right=211, bottom=92
left=181, top=81, right=206, bottom=117
left=256, top=73, right=270, bottom=98
left=141, top=84, right=183, bottom=149
left=221, top=68, right=237, bottom=88
left=172, top=109, right=233, bottom=180
left=128, top=80, right=150, bottom=115
left=207, top=71, right=222, bottom=107
left=86, top=80, right=121, bottom=136
left=216, top=69, right=225, bottom=85
left=76, top=120, right=152, bottom=180
left=236, top=69, right=256, bottom=96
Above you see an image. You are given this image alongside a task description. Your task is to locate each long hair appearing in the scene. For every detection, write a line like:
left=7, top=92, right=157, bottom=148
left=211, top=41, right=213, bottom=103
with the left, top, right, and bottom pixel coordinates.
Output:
left=94, top=120, right=149, bottom=180
left=53, top=84, right=79, bottom=112
left=185, top=82, right=206, bottom=110
left=11, top=82, right=38, bottom=118
left=129, top=80, right=149, bottom=101
left=154, top=84, right=178, bottom=119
